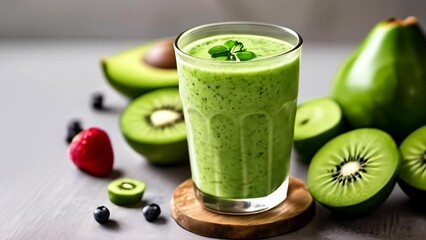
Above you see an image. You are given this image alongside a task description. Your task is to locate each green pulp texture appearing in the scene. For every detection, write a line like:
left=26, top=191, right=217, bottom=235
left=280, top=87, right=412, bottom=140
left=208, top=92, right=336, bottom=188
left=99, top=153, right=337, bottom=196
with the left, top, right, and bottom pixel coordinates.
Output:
left=179, top=34, right=299, bottom=198
left=185, top=34, right=290, bottom=60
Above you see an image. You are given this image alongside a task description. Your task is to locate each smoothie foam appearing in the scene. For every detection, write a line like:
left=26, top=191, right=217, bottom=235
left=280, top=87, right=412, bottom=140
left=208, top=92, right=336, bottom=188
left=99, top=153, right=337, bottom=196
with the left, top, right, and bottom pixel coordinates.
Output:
left=178, top=34, right=299, bottom=198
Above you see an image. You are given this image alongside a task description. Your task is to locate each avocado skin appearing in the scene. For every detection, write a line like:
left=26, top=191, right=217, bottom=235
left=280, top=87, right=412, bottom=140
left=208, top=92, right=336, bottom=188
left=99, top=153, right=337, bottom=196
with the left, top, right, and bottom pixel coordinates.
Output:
left=331, top=20, right=426, bottom=142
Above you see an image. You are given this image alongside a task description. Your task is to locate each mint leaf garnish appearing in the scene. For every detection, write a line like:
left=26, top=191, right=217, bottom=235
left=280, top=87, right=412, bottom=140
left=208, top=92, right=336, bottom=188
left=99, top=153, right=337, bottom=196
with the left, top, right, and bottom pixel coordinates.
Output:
left=208, top=45, right=229, bottom=55
left=208, top=40, right=256, bottom=61
left=236, top=51, right=256, bottom=61
left=224, top=40, right=237, bottom=50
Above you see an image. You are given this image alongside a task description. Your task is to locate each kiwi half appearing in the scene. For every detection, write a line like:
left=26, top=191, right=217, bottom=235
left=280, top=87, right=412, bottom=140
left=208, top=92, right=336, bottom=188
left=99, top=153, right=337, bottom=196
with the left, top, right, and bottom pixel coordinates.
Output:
left=108, top=178, right=146, bottom=205
left=398, top=125, right=426, bottom=202
left=308, top=128, right=399, bottom=216
left=294, top=97, right=345, bottom=162
left=120, top=88, right=188, bottom=165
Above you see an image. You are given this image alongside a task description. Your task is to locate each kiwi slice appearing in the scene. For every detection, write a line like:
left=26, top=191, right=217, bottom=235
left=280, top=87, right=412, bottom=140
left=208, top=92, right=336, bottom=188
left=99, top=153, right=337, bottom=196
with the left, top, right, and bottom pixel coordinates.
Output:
left=308, top=128, right=399, bottom=216
left=108, top=178, right=146, bottom=205
left=120, top=88, right=188, bottom=165
left=294, top=97, right=345, bottom=162
left=398, top=125, right=426, bottom=202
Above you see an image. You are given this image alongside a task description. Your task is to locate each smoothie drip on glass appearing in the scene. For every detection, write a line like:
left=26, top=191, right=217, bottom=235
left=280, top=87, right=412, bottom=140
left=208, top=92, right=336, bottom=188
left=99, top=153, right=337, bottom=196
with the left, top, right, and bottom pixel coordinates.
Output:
left=178, top=34, right=299, bottom=199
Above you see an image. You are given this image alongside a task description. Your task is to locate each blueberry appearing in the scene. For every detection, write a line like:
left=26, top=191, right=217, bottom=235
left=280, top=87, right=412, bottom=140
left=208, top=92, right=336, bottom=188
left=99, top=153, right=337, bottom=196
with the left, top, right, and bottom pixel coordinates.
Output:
left=68, top=120, right=82, bottom=132
left=93, top=206, right=110, bottom=224
left=92, top=92, right=104, bottom=110
left=68, top=122, right=83, bottom=136
left=66, top=134, right=75, bottom=144
left=142, top=203, right=161, bottom=222
left=66, top=120, right=83, bottom=143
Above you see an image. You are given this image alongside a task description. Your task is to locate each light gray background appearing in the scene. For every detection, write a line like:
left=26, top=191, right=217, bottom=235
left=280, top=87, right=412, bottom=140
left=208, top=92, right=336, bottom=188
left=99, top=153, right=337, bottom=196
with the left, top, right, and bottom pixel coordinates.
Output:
left=1, top=1, right=425, bottom=240
left=1, top=0, right=425, bottom=43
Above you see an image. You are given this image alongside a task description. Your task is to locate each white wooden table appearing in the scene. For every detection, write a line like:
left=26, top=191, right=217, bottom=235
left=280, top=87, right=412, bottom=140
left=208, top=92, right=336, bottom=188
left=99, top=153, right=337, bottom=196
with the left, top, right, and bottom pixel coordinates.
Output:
left=0, top=40, right=424, bottom=240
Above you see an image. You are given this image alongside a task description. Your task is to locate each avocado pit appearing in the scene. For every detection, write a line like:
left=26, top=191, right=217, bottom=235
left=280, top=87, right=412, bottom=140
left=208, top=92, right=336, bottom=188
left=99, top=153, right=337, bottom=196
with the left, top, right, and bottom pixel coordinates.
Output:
left=143, top=38, right=177, bottom=69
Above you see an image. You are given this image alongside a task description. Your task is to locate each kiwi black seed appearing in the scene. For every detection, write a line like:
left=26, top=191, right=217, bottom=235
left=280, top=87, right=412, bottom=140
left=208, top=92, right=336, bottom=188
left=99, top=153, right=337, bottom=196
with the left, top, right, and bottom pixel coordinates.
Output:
left=120, top=88, right=188, bottom=165
left=397, top=125, right=426, bottom=202
left=108, top=178, right=146, bottom=206
left=308, top=128, right=399, bottom=217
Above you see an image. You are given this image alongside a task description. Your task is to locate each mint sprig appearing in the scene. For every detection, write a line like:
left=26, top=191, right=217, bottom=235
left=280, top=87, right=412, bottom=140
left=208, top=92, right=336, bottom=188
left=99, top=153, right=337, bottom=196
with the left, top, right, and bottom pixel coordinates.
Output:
left=208, top=40, right=256, bottom=61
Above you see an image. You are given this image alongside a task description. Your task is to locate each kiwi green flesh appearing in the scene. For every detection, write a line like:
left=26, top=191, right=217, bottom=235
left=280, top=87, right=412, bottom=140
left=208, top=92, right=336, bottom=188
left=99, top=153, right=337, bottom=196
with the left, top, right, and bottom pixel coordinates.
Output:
left=325, top=176, right=396, bottom=216
left=120, top=88, right=186, bottom=144
left=120, top=88, right=188, bottom=165
left=308, top=128, right=399, bottom=210
left=398, top=125, right=426, bottom=191
left=293, top=97, right=345, bottom=162
left=108, top=178, right=146, bottom=205
left=294, top=97, right=343, bottom=140
left=101, top=41, right=178, bottom=98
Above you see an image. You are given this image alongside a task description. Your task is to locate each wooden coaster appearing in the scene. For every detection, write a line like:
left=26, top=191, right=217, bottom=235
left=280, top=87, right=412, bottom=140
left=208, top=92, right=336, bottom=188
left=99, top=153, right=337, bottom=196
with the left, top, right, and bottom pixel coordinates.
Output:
left=170, top=176, right=315, bottom=239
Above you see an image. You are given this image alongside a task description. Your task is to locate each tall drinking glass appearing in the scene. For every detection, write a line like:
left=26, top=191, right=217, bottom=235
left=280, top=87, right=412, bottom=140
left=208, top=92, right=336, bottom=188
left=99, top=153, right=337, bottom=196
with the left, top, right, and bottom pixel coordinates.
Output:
left=174, top=22, right=302, bottom=214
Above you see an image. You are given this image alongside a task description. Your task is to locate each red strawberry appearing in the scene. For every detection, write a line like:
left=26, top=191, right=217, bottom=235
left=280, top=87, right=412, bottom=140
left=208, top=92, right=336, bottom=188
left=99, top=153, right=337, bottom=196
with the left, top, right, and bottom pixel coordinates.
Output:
left=68, top=127, right=114, bottom=177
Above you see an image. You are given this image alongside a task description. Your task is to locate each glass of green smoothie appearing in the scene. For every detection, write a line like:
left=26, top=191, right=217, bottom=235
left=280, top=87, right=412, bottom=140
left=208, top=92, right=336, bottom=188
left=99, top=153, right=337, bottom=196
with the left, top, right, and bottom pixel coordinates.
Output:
left=174, top=22, right=302, bottom=214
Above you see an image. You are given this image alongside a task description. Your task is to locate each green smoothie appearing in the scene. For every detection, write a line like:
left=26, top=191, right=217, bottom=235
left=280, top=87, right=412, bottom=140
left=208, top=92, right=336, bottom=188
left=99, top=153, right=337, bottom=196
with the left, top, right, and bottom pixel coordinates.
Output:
left=178, top=34, right=299, bottom=199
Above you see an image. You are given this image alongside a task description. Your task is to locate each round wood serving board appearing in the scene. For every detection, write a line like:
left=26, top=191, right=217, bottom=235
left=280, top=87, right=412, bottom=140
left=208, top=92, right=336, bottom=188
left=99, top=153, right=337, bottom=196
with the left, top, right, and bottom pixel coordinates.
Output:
left=170, top=176, right=315, bottom=239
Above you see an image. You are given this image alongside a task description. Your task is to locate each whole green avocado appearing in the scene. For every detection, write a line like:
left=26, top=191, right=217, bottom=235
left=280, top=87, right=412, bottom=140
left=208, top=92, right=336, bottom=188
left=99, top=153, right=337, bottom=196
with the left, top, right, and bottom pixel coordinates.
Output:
left=331, top=16, right=426, bottom=142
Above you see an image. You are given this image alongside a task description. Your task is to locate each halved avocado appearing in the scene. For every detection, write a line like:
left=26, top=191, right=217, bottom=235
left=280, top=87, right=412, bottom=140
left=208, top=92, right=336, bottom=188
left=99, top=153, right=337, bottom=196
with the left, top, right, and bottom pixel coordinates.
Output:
left=101, top=39, right=178, bottom=98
